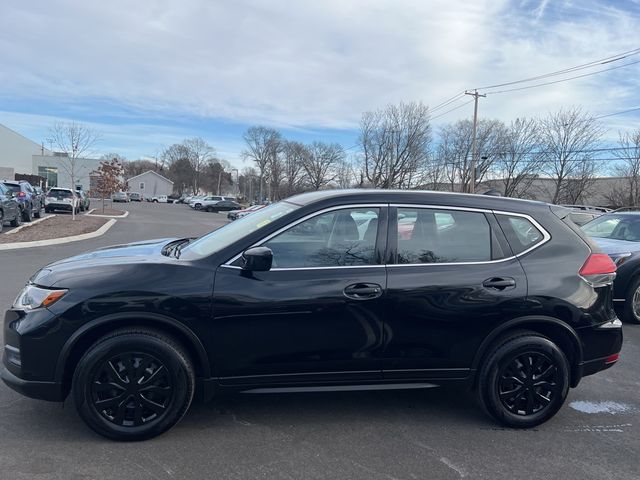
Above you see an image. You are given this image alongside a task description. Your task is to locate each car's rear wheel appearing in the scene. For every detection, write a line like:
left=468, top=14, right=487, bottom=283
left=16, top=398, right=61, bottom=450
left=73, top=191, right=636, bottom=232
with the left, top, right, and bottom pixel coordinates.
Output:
left=34, top=204, right=42, bottom=218
left=10, top=210, right=22, bottom=227
left=622, top=276, right=640, bottom=324
left=0, top=211, right=4, bottom=233
left=72, top=328, right=195, bottom=441
left=477, top=331, right=569, bottom=428
left=22, top=204, right=32, bottom=222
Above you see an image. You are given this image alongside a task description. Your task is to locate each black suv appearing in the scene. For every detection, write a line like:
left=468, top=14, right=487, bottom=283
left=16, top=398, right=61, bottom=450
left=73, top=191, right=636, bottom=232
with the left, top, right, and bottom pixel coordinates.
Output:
left=1, top=180, right=44, bottom=222
left=0, top=183, right=22, bottom=232
left=2, top=190, right=622, bottom=440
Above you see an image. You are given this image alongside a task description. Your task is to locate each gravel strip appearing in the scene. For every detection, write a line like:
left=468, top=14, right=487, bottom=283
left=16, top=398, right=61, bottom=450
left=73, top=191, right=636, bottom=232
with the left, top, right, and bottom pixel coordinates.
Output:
left=0, top=215, right=109, bottom=244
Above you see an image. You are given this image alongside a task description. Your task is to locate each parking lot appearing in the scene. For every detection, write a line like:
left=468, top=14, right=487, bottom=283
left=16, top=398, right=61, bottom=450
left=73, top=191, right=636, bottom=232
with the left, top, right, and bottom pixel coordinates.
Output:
left=0, top=201, right=639, bottom=480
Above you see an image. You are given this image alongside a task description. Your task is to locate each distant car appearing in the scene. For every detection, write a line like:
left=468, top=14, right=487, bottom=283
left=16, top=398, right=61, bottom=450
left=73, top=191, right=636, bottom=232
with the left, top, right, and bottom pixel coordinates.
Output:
left=203, top=199, right=241, bottom=213
left=227, top=204, right=264, bottom=220
left=129, top=192, right=143, bottom=202
left=76, top=190, right=90, bottom=212
left=1, top=180, right=44, bottom=222
left=0, top=183, right=22, bottom=232
left=582, top=211, right=640, bottom=324
left=112, top=191, right=129, bottom=203
left=189, top=195, right=212, bottom=209
left=151, top=195, right=168, bottom=203
left=45, top=187, right=81, bottom=214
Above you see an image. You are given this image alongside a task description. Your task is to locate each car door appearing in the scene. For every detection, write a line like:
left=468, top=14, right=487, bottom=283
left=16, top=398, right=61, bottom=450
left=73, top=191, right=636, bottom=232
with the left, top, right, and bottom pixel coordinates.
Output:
left=383, top=205, right=529, bottom=381
left=211, top=205, right=388, bottom=386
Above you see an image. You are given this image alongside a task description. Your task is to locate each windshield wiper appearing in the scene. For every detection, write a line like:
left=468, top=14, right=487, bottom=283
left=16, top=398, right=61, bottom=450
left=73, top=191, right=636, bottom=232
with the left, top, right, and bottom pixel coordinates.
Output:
left=174, top=238, right=193, bottom=258
left=161, top=238, right=191, bottom=258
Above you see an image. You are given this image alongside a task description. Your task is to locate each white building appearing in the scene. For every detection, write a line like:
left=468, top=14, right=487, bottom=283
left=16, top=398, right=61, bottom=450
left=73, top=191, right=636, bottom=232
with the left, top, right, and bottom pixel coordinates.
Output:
left=126, top=171, right=174, bottom=198
left=0, top=122, right=99, bottom=190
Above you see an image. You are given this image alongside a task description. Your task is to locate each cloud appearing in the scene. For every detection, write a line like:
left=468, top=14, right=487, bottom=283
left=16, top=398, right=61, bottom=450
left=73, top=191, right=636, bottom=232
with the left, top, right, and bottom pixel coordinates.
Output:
left=1, top=0, right=639, bottom=157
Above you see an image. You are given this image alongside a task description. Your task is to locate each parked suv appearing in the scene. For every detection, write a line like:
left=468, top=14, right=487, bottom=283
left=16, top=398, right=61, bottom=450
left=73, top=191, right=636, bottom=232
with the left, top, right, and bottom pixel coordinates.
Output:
left=1, top=180, right=44, bottom=222
left=0, top=183, right=22, bottom=232
left=2, top=190, right=622, bottom=441
left=44, top=187, right=80, bottom=214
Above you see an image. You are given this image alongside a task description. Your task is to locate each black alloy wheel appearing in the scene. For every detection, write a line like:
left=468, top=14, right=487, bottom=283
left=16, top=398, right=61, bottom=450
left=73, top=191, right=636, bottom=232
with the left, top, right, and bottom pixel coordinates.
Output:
left=73, top=328, right=195, bottom=440
left=0, top=211, right=3, bottom=233
left=477, top=331, right=569, bottom=428
left=497, top=352, right=558, bottom=416
left=90, top=352, right=173, bottom=427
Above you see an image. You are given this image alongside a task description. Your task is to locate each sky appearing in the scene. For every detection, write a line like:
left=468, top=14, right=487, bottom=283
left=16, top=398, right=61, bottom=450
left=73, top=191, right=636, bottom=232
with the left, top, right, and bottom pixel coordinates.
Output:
left=1, top=0, right=639, bottom=168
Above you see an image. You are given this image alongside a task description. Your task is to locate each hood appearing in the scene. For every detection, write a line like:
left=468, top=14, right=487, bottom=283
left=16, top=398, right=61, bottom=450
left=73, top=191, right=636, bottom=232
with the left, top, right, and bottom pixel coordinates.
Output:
left=31, top=238, right=178, bottom=286
left=590, top=236, right=640, bottom=255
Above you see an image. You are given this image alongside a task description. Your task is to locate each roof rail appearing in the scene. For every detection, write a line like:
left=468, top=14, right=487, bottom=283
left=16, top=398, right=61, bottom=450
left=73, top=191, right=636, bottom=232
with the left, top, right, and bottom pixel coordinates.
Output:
left=560, top=204, right=612, bottom=213
left=613, top=206, right=640, bottom=212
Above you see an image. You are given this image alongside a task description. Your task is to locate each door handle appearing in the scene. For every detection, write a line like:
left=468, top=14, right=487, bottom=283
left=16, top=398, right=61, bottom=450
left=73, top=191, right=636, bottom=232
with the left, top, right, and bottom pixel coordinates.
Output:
left=343, top=283, right=383, bottom=300
left=482, top=277, right=516, bottom=290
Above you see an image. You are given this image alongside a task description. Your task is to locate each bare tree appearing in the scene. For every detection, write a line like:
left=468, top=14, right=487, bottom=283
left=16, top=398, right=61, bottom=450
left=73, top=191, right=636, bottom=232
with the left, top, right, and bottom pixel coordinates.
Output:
left=437, top=119, right=506, bottom=192
left=47, top=121, right=100, bottom=220
left=335, top=157, right=356, bottom=189
left=282, top=141, right=308, bottom=196
left=494, top=118, right=543, bottom=198
left=358, top=101, right=432, bottom=189
left=242, top=126, right=282, bottom=201
left=605, top=129, right=640, bottom=206
left=303, top=142, right=344, bottom=190
left=183, top=138, right=216, bottom=193
left=539, top=107, right=604, bottom=204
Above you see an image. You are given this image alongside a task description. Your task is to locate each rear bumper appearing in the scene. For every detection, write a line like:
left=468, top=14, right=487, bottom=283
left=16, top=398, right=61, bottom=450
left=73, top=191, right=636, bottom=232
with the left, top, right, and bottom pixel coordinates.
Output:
left=46, top=203, right=73, bottom=211
left=1, top=363, right=65, bottom=402
left=572, top=318, right=623, bottom=387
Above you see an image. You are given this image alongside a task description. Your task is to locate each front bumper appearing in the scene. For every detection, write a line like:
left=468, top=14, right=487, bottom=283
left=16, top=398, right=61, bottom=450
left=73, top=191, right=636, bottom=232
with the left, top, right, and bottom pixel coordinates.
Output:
left=1, top=363, right=64, bottom=401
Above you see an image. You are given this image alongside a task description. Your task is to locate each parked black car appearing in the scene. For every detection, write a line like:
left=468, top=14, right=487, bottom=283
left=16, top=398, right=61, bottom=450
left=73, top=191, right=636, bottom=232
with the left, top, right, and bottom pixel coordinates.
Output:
left=2, top=190, right=622, bottom=440
left=0, top=183, right=22, bottom=232
left=203, top=199, right=241, bottom=213
left=582, top=211, right=640, bottom=324
left=1, top=180, right=44, bottom=222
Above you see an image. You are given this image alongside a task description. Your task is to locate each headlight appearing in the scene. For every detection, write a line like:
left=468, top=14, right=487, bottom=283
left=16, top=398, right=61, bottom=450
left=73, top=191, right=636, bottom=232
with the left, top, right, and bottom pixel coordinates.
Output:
left=13, top=284, right=68, bottom=310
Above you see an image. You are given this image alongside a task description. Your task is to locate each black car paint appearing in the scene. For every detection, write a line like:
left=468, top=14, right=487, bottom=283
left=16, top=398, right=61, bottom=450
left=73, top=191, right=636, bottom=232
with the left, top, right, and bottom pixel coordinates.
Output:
left=0, top=183, right=21, bottom=228
left=2, top=190, right=622, bottom=404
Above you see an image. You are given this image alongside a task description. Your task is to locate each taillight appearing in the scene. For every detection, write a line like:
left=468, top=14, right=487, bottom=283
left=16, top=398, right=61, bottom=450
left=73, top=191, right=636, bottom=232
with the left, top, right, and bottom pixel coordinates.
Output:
left=579, top=253, right=616, bottom=287
left=18, top=191, right=26, bottom=197
left=605, top=353, right=620, bottom=364
left=580, top=254, right=616, bottom=276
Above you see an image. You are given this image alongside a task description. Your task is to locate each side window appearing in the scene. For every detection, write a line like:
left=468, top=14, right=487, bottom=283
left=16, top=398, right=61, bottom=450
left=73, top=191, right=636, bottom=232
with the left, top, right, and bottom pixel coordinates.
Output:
left=496, top=214, right=544, bottom=255
left=396, top=208, right=492, bottom=264
left=264, top=208, right=380, bottom=268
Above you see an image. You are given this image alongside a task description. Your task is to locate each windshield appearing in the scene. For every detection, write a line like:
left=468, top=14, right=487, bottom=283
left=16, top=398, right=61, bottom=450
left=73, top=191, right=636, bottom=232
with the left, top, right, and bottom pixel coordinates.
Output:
left=582, top=214, right=640, bottom=242
left=181, top=201, right=300, bottom=258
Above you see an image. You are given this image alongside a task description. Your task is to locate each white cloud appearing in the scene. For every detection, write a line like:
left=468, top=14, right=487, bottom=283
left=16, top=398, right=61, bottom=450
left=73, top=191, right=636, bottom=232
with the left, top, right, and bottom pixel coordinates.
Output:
left=1, top=0, right=639, bottom=136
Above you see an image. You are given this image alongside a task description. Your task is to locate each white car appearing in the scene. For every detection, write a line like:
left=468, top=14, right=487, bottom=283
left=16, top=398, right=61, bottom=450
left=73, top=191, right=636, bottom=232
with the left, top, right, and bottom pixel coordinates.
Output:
left=45, top=187, right=81, bottom=214
left=151, top=195, right=168, bottom=203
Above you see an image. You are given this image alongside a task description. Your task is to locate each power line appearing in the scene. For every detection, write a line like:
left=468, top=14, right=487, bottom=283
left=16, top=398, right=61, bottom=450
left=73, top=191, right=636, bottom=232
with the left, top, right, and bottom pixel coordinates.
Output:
left=485, top=59, right=640, bottom=95
left=476, top=47, right=640, bottom=90
left=595, top=106, right=640, bottom=119
left=430, top=92, right=467, bottom=113
left=430, top=99, right=474, bottom=121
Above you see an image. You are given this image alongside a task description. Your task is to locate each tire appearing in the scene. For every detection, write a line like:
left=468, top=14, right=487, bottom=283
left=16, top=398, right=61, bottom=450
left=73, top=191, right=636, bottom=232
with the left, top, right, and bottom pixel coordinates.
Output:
left=72, top=328, right=195, bottom=441
left=34, top=204, right=42, bottom=218
left=10, top=210, right=22, bottom=227
left=205, top=206, right=213, bottom=212
left=22, top=204, right=32, bottom=222
left=621, top=276, right=640, bottom=324
left=477, top=331, right=569, bottom=428
left=153, top=199, right=158, bottom=203
left=0, top=211, right=3, bottom=233
left=194, top=203, right=201, bottom=210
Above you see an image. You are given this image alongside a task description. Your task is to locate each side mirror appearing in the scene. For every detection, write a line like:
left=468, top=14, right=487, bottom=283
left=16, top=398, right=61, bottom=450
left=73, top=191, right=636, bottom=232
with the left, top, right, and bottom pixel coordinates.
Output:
left=242, top=246, right=273, bottom=272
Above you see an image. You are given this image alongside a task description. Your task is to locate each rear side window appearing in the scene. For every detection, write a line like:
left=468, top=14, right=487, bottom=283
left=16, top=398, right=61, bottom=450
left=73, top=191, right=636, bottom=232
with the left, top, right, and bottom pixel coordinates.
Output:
left=496, top=214, right=544, bottom=255
left=4, top=184, right=20, bottom=193
left=395, top=208, right=495, bottom=264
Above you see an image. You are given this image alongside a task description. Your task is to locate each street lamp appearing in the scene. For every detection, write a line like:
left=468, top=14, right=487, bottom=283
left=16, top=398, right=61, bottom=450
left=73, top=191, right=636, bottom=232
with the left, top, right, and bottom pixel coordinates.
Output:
left=231, top=168, right=239, bottom=198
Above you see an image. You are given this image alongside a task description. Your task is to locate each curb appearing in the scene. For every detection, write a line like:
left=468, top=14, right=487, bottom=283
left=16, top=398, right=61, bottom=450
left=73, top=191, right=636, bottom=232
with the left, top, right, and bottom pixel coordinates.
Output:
left=4, top=215, right=56, bottom=235
left=0, top=219, right=117, bottom=251
left=86, top=210, right=129, bottom=218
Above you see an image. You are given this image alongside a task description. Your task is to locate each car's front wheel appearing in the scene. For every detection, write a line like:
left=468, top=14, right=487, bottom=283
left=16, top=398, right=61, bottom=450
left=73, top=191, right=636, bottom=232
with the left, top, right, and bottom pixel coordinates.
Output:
left=10, top=211, right=22, bottom=227
left=621, top=276, right=640, bottom=324
left=72, top=328, right=195, bottom=441
left=477, top=331, right=569, bottom=428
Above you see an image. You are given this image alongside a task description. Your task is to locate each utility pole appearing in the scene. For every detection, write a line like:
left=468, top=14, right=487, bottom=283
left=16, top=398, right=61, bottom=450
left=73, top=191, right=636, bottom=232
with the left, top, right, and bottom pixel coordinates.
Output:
left=465, top=89, right=486, bottom=193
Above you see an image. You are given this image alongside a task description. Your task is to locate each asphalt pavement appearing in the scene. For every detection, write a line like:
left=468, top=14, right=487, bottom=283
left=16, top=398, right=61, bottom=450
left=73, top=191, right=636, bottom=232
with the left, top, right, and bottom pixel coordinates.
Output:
left=0, top=201, right=638, bottom=480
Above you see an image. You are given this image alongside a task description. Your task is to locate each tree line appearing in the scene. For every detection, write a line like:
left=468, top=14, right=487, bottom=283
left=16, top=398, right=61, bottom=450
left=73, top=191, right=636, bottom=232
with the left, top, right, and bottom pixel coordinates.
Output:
left=111, top=102, right=640, bottom=206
